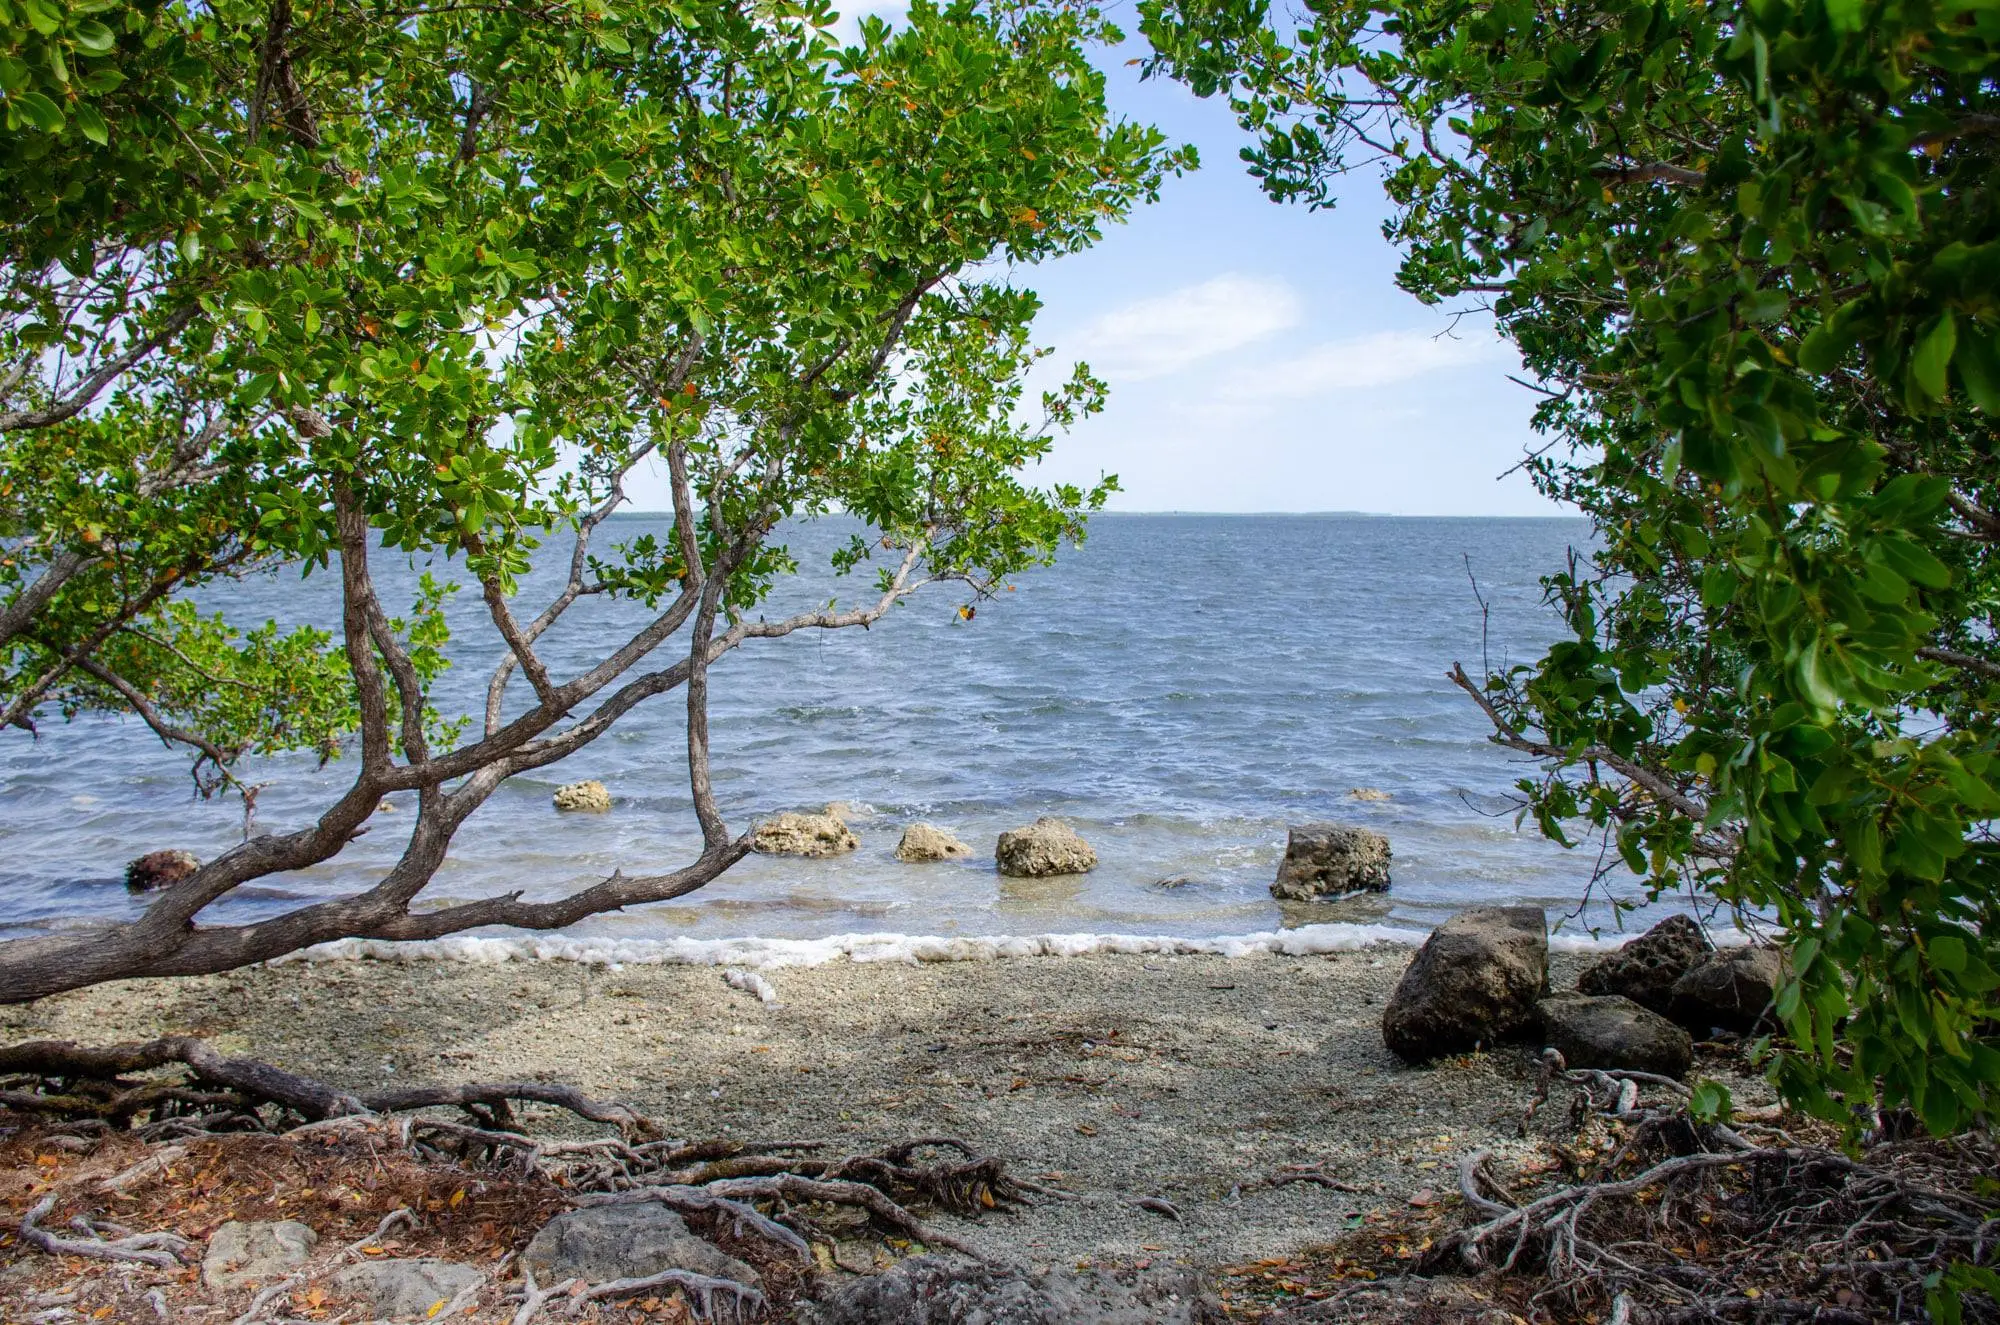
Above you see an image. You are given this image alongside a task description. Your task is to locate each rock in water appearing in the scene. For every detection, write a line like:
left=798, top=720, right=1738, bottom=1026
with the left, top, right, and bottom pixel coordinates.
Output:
left=894, top=822, right=972, bottom=862
left=803, top=1255, right=1220, bottom=1324
left=995, top=817, right=1097, bottom=877
left=331, top=1259, right=483, bottom=1318
left=125, top=849, right=199, bottom=892
left=1671, top=945, right=1786, bottom=1033
left=1577, top=913, right=1710, bottom=1014
left=1382, top=906, right=1549, bottom=1062
left=1270, top=824, right=1391, bottom=901
left=202, top=1220, right=318, bottom=1291
left=1349, top=787, right=1392, bottom=801
left=753, top=806, right=860, bottom=857
left=523, top=1204, right=760, bottom=1289
left=552, top=779, right=612, bottom=813
left=1539, top=993, right=1694, bottom=1079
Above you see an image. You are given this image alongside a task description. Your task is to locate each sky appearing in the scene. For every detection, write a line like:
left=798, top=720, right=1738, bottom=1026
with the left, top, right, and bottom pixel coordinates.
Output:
left=627, top=3, right=1564, bottom=517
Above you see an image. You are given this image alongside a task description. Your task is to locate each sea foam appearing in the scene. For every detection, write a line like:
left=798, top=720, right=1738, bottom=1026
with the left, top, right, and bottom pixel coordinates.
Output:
left=282, top=921, right=1436, bottom=971
left=275, top=917, right=1759, bottom=972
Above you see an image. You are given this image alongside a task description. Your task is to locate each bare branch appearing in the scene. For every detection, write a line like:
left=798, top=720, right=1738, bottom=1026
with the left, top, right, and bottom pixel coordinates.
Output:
left=0, top=304, right=199, bottom=432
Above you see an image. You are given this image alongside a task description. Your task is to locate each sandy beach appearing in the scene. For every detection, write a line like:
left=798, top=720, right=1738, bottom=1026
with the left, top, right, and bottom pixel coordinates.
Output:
left=0, top=944, right=1775, bottom=1274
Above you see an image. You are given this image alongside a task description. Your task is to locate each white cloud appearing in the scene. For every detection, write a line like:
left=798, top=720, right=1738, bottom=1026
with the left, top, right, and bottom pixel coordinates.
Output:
left=1069, top=274, right=1303, bottom=382
left=1223, top=328, right=1497, bottom=400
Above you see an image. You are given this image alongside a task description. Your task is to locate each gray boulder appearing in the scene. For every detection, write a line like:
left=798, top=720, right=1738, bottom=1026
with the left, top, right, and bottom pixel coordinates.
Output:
left=126, top=849, right=199, bottom=893
left=202, top=1219, right=318, bottom=1291
left=522, top=1203, right=759, bottom=1289
left=1382, top=907, right=1549, bottom=1062
left=1271, top=824, right=1391, bottom=902
left=1577, top=914, right=1709, bottom=1014
left=1539, top=993, right=1694, bottom=1079
left=1671, top=945, right=1785, bottom=1034
left=996, top=817, right=1097, bottom=877
left=331, top=1259, right=482, bottom=1319
left=752, top=807, right=860, bottom=857
left=895, top=823, right=972, bottom=863
left=804, top=1256, right=1220, bottom=1324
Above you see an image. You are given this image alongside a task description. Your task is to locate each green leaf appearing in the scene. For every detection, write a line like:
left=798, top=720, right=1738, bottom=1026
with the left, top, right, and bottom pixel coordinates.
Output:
left=1688, top=1079, right=1733, bottom=1123
left=1911, top=313, right=1956, bottom=399
left=72, top=19, right=117, bottom=54
left=14, top=90, right=64, bottom=132
left=73, top=103, right=107, bottom=144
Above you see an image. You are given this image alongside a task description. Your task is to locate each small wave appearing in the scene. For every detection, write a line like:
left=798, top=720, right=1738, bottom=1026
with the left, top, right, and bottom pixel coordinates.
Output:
left=275, top=917, right=1759, bottom=971
left=281, top=921, right=1435, bottom=971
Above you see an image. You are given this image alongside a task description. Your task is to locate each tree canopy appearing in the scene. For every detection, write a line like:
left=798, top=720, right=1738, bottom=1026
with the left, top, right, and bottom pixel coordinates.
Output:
left=1141, top=0, right=2000, bottom=1133
left=0, top=0, right=1186, bottom=998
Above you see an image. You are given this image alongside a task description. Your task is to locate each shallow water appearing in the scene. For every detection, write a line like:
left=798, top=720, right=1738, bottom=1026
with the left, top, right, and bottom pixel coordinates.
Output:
left=1, top=513, right=1660, bottom=944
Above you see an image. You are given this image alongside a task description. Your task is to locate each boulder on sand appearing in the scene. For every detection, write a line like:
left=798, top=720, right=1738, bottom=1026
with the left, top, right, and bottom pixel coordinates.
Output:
left=803, top=1254, right=1219, bottom=1325
left=331, top=1259, right=484, bottom=1318
left=523, top=1204, right=759, bottom=1289
left=1271, top=824, right=1391, bottom=902
left=1538, top=993, right=1694, bottom=1079
left=1577, top=913, right=1710, bottom=1014
left=753, top=806, right=860, bottom=857
left=552, top=780, right=612, bottom=813
left=1382, top=906, right=1549, bottom=1062
left=1671, top=945, right=1786, bottom=1034
left=894, top=823, right=972, bottom=863
left=996, top=817, right=1097, bottom=877
left=202, top=1219, right=318, bottom=1291
left=126, top=849, right=199, bottom=893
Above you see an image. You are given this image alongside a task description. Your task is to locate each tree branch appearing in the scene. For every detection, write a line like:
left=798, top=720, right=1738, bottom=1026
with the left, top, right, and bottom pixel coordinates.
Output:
left=0, top=304, right=199, bottom=432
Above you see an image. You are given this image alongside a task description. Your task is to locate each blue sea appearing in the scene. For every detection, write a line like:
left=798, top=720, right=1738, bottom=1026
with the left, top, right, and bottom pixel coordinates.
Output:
left=0, top=513, right=1655, bottom=947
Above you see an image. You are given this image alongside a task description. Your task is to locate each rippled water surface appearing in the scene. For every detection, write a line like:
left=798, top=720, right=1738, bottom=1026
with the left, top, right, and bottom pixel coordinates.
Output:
left=2, top=514, right=1648, bottom=943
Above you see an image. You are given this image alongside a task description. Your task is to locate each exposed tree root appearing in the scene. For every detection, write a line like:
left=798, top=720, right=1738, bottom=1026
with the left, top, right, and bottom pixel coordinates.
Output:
left=19, top=1192, right=190, bottom=1268
left=0, top=1034, right=1042, bottom=1320
left=1251, top=1066, right=2000, bottom=1324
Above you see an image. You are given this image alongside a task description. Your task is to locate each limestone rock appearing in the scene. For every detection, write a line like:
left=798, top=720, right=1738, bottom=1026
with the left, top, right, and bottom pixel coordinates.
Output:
left=894, top=823, right=972, bottom=863
left=1671, top=945, right=1786, bottom=1034
left=1539, top=993, right=1694, bottom=1079
left=1271, top=824, right=1391, bottom=902
left=1349, top=788, right=1392, bottom=802
left=803, top=1255, right=1221, bottom=1324
left=1382, top=906, right=1549, bottom=1062
left=1577, top=914, right=1709, bottom=1014
left=522, top=1203, right=759, bottom=1289
left=125, top=849, right=199, bottom=893
left=553, top=780, right=612, bottom=813
left=203, top=1219, right=319, bottom=1291
left=995, top=817, right=1097, bottom=877
left=753, top=807, right=860, bottom=857
left=331, top=1259, right=483, bottom=1319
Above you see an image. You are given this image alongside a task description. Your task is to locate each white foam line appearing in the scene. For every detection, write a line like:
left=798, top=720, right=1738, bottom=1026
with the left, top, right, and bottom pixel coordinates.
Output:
left=278, top=922, right=1433, bottom=971
left=272, top=918, right=1759, bottom=973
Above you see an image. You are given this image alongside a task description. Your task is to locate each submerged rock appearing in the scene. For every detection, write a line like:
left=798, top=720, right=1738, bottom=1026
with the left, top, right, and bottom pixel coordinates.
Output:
left=331, top=1259, right=483, bottom=1318
left=203, top=1219, right=318, bottom=1291
left=753, top=807, right=860, bottom=857
left=995, top=817, right=1097, bottom=877
left=1270, top=824, right=1391, bottom=902
left=1577, top=914, right=1710, bottom=1014
left=523, top=1203, right=759, bottom=1289
left=1539, top=993, right=1694, bottom=1079
left=1672, top=945, right=1786, bottom=1034
left=125, top=849, right=199, bottom=893
left=552, top=780, right=612, bottom=813
left=1382, top=906, right=1549, bottom=1062
left=1349, top=787, right=1392, bottom=802
left=804, top=1255, right=1220, bottom=1324
left=894, top=823, right=972, bottom=863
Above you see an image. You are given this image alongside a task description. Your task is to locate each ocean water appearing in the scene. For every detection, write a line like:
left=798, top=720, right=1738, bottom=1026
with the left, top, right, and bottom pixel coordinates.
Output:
left=0, top=513, right=1652, bottom=947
